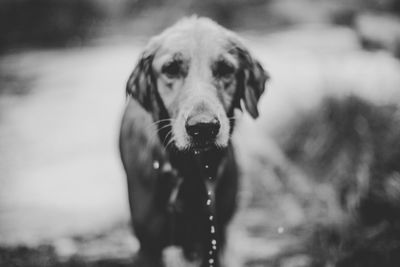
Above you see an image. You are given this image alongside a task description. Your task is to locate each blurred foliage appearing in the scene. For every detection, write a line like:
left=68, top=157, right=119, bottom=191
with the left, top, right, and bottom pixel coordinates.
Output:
left=359, top=0, right=400, bottom=15
left=1, top=0, right=400, bottom=52
left=280, top=96, right=400, bottom=266
left=284, top=96, right=400, bottom=222
left=188, top=0, right=274, bottom=29
left=0, top=0, right=276, bottom=51
left=0, top=0, right=104, bottom=52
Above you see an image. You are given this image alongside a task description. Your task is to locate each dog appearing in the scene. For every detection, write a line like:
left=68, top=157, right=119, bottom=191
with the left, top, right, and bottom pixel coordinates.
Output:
left=119, top=16, right=268, bottom=267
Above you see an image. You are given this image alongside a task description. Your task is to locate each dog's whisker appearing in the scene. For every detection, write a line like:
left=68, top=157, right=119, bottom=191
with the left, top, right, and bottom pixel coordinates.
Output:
left=157, top=123, right=172, bottom=132
left=145, top=118, right=174, bottom=129
left=147, top=123, right=172, bottom=142
left=165, top=138, right=174, bottom=150
left=145, top=119, right=174, bottom=132
left=151, top=118, right=175, bottom=126
left=164, top=139, right=173, bottom=150
left=162, top=130, right=173, bottom=147
left=155, top=118, right=174, bottom=122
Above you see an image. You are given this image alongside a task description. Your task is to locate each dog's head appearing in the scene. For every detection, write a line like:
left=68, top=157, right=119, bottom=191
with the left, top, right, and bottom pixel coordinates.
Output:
left=127, top=17, right=268, bottom=152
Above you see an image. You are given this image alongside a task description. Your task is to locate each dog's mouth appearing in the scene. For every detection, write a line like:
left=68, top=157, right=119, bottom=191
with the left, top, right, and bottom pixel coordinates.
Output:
left=170, top=139, right=225, bottom=153
left=190, top=140, right=219, bottom=152
left=163, top=136, right=221, bottom=152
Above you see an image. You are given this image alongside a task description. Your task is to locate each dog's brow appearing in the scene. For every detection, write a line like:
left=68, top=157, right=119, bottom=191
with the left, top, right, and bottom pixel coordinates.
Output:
left=171, top=52, right=184, bottom=61
left=226, top=41, right=239, bottom=54
left=162, top=52, right=189, bottom=66
left=216, top=54, right=238, bottom=69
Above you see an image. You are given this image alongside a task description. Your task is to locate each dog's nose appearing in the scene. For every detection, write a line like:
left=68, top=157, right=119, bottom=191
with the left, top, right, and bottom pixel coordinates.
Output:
left=185, top=115, right=220, bottom=141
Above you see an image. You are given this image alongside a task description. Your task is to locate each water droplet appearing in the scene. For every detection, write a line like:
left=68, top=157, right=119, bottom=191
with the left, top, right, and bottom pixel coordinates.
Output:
left=153, top=161, right=160, bottom=169
left=205, top=165, right=209, bottom=169
left=194, top=150, right=199, bottom=155
left=161, top=162, right=172, bottom=172
left=208, top=176, right=212, bottom=180
left=209, top=216, right=213, bottom=221
left=209, top=259, right=214, bottom=264
left=212, top=245, right=217, bottom=250
left=211, top=226, right=215, bottom=233
left=209, top=250, right=213, bottom=255
left=208, top=191, right=211, bottom=195
left=277, top=226, right=285, bottom=234
left=211, top=239, right=217, bottom=245
left=206, top=199, right=211, bottom=206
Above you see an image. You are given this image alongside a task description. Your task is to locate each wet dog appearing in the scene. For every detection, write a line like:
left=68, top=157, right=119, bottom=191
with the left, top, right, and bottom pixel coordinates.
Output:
left=119, top=17, right=268, bottom=267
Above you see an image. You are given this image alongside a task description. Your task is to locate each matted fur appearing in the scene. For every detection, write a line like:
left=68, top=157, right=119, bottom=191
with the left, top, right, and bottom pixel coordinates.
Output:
left=120, top=17, right=268, bottom=267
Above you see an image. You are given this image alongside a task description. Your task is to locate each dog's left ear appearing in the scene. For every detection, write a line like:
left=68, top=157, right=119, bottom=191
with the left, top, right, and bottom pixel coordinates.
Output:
left=235, top=44, right=269, bottom=118
left=126, top=52, right=155, bottom=112
left=126, top=36, right=162, bottom=112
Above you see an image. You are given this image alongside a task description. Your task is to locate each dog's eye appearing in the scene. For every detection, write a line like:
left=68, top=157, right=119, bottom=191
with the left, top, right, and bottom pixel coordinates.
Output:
left=162, top=61, right=181, bottom=78
left=214, top=61, right=235, bottom=78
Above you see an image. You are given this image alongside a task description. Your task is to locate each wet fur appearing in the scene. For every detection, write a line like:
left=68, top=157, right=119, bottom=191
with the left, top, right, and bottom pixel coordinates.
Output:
left=120, top=17, right=267, bottom=267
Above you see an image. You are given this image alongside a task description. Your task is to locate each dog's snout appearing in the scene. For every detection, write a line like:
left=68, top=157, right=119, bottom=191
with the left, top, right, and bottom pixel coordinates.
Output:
left=185, top=114, right=220, bottom=141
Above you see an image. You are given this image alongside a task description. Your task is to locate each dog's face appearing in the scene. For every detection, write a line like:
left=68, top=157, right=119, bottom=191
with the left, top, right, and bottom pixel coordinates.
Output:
left=127, top=17, right=268, bottom=152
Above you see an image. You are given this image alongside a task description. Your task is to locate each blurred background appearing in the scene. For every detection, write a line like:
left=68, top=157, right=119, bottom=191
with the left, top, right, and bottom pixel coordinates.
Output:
left=1, top=0, right=400, bottom=266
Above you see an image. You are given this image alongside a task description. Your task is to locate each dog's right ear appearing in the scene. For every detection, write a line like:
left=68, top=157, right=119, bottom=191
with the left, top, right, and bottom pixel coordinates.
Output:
left=228, top=35, right=269, bottom=119
left=126, top=42, right=158, bottom=112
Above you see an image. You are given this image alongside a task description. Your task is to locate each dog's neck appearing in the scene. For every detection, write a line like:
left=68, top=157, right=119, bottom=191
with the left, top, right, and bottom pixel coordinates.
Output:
left=156, top=123, right=228, bottom=264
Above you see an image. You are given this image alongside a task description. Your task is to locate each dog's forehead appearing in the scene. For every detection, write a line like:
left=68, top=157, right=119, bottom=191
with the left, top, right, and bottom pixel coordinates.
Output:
left=153, top=17, right=234, bottom=62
